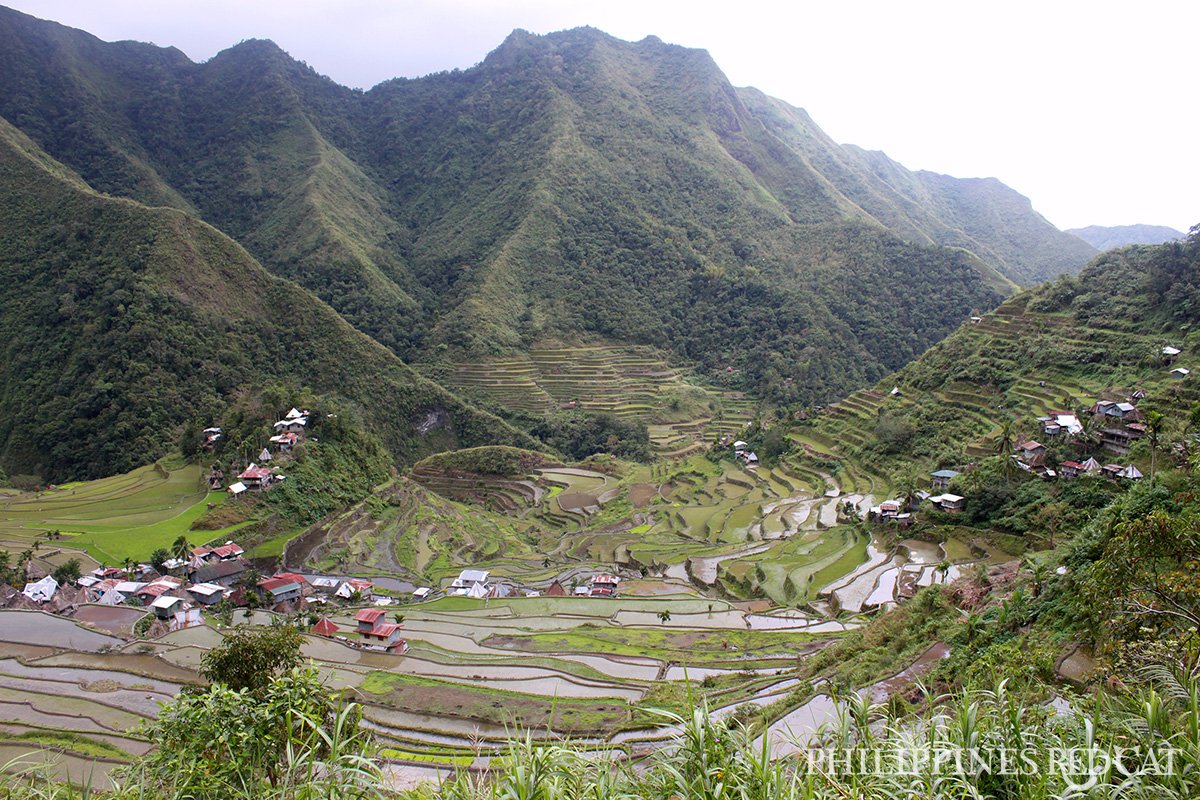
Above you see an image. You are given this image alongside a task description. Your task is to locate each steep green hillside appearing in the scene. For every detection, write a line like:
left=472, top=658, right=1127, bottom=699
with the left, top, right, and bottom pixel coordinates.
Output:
left=0, top=9, right=1090, bottom=411
left=737, top=90, right=1097, bottom=285
left=1066, top=223, right=1185, bottom=250
left=792, top=229, right=1200, bottom=480
left=0, top=117, right=530, bottom=481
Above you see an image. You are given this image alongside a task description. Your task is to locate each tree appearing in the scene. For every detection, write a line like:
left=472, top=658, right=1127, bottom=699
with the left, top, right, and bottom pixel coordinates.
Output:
left=199, top=625, right=304, bottom=693
left=134, top=668, right=377, bottom=796
left=1077, top=414, right=1100, bottom=457
left=238, top=566, right=262, bottom=591
left=392, top=613, right=405, bottom=625
left=51, top=558, right=82, bottom=585
left=657, top=610, right=672, bottom=624
left=963, top=612, right=985, bottom=646
left=890, top=470, right=922, bottom=511
left=149, top=548, right=171, bottom=573
left=1145, top=409, right=1165, bottom=481
left=172, top=535, right=192, bottom=561
left=994, top=418, right=1016, bottom=485
left=1093, top=506, right=1200, bottom=647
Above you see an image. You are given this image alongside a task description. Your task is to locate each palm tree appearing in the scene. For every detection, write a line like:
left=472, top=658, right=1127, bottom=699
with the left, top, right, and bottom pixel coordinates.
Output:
left=392, top=613, right=406, bottom=625
left=994, top=418, right=1016, bottom=485
left=1076, top=414, right=1100, bottom=457
left=657, top=609, right=672, bottom=624
left=172, top=535, right=192, bottom=561
left=890, top=470, right=922, bottom=511
left=1145, top=409, right=1165, bottom=480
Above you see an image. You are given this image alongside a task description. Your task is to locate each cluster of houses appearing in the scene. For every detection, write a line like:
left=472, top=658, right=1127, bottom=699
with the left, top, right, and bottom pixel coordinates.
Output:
left=718, top=436, right=759, bottom=466
left=212, top=407, right=310, bottom=497
left=16, top=539, right=388, bottom=625
left=444, top=568, right=621, bottom=599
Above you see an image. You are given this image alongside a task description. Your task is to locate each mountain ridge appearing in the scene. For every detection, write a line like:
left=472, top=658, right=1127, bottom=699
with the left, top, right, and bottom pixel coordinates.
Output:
left=0, top=115, right=533, bottom=481
left=0, top=7, right=1096, bottom=436
left=1066, top=223, right=1185, bottom=251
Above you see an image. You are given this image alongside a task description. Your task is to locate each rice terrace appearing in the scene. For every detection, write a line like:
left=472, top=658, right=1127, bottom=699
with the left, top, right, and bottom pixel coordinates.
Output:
left=0, top=3, right=1195, bottom=798
left=0, top=339, right=1019, bottom=789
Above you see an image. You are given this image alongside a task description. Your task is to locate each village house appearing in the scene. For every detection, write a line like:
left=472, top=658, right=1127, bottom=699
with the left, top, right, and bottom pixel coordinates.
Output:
left=225, top=481, right=247, bottom=497
left=1104, top=402, right=1142, bottom=423
left=269, top=432, right=299, bottom=452
left=411, top=587, right=432, bottom=601
left=868, top=499, right=905, bottom=522
left=185, top=582, right=227, bottom=605
left=236, top=464, right=275, bottom=491
left=1016, top=441, right=1047, bottom=465
left=545, top=580, right=567, bottom=597
left=150, top=595, right=186, bottom=619
left=192, top=542, right=245, bottom=563
left=929, top=493, right=965, bottom=513
left=21, top=576, right=58, bottom=604
left=202, top=427, right=222, bottom=448
left=450, top=569, right=490, bottom=596
left=739, top=450, right=759, bottom=465
left=113, top=581, right=145, bottom=602
left=1059, top=460, right=1083, bottom=479
left=1102, top=464, right=1144, bottom=482
left=1039, top=412, right=1082, bottom=438
left=359, top=622, right=406, bottom=651
left=930, top=469, right=960, bottom=491
left=309, top=576, right=342, bottom=595
left=273, top=417, right=307, bottom=435
left=188, top=559, right=246, bottom=589
left=1163, top=345, right=1182, bottom=360
left=1101, top=425, right=1143, bottom=455
left=354, top=608, right=387, bottom=633
left=312, top=617, right=339, bottom=637
left=334, top=578, right=374, bottom=601
left=1171, top=367, right=1190, bottom=379
left=257, top=576, right=303, bottom=607
left=589, top=574, right=621, bottom=598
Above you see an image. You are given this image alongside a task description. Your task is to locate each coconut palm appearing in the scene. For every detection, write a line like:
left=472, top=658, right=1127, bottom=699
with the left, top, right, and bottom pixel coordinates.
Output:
left=172, top=535, right=192, bottom=561
left=1145, top=408, right=1165, bottom=480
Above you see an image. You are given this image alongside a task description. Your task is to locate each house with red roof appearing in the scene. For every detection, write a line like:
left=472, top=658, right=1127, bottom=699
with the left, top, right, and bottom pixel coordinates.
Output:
left=258, top=576, right=302, bottom=606
left=354, top=608, right=387, bottom=633
left=238, top=464, right=275, bottom=491
left=360, top=622, right=406, bottom=651
left=312, top=617, right=340, bottom=637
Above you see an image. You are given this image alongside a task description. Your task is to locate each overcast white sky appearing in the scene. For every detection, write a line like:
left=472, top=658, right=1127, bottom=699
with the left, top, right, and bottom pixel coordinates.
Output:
left=8, top=0, right=1197, bottom=231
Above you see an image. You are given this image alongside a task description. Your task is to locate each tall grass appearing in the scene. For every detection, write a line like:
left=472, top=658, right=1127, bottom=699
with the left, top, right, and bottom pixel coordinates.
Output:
left=5, top=662, right=1200, bottom=799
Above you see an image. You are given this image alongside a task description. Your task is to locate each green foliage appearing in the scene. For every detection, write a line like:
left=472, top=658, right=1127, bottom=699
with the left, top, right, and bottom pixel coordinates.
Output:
left=199, top=625, right=304, bottom=693
left=414, top=446, right=554, bottom=477
left=128, top=667, right=379, bottom=799
left=50, top=557, right=82, bottom=584
left=530, top=411, right=651, bottom=462
left=0, top=114, right=533, bottom=482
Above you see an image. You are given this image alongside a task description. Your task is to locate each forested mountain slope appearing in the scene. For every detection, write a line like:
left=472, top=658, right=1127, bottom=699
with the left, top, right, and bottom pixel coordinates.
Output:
left=0, top=118, right=531, bottom=481
left=736, top=90, right=1097, bottom=285
left=0, top=8, right=1092, bottom=408
left=795, top=229, right=1200, bottom=481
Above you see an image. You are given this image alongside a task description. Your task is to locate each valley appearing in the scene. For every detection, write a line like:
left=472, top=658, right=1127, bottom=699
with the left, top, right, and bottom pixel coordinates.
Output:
left=0, top=5, right=1195, bottom=799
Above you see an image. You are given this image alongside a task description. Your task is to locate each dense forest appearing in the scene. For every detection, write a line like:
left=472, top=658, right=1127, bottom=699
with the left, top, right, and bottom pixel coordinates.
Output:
left=0, top=8, right=1095, bottom=421
left=0, top=118, right=532, bottom=481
